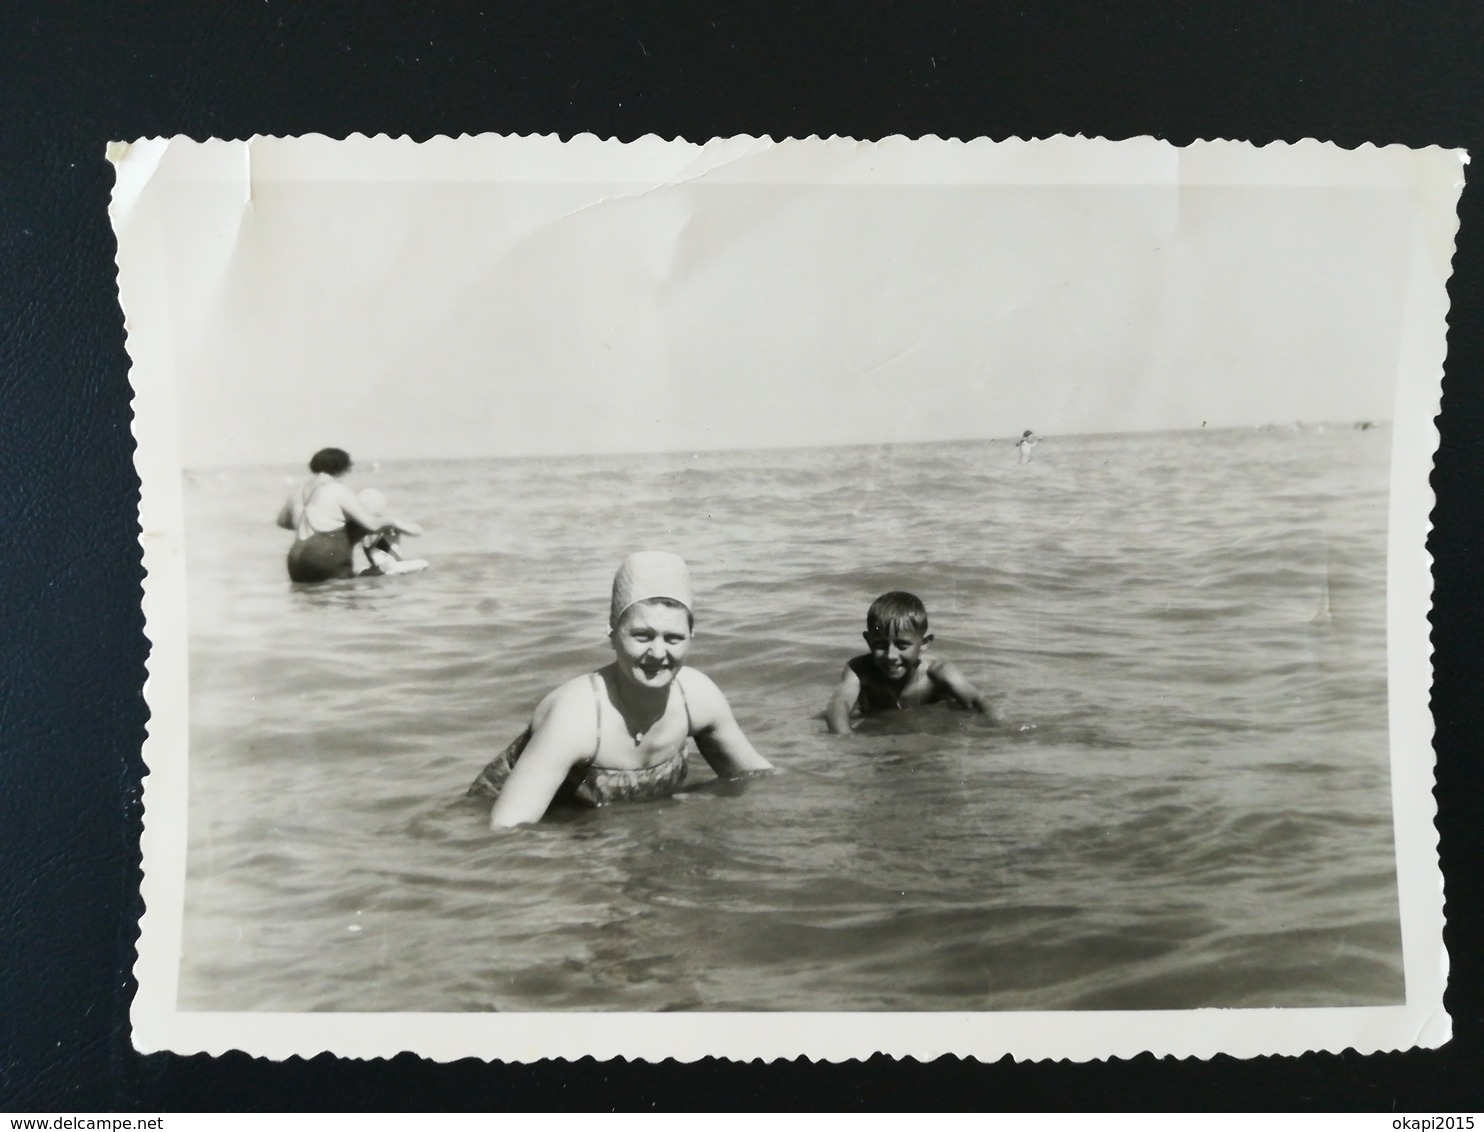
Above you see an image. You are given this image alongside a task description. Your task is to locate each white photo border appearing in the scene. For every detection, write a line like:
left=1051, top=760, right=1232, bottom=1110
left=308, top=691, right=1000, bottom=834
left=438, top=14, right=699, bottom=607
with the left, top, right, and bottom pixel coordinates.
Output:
left=115, top=133, right=1462, bottom=1062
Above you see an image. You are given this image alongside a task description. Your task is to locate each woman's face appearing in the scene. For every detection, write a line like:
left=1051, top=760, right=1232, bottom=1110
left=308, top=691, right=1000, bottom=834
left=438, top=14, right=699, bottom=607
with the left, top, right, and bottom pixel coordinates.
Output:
left=610, top=601, right=693, bottom=691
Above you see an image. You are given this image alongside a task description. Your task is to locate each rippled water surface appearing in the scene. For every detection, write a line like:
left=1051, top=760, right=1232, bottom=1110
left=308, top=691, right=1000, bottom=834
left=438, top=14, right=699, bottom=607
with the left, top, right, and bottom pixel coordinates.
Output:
left=179, top=427, right=1402, bottom=1011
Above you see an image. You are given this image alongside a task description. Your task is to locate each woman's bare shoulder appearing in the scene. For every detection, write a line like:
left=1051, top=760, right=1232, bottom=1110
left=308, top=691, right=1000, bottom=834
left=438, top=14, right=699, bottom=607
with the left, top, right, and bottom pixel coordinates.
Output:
left=676, top=666, right=721, bottom=695
left=532, top=672, right=600, bottom=725
left=675, top=667, right=732, bottom=724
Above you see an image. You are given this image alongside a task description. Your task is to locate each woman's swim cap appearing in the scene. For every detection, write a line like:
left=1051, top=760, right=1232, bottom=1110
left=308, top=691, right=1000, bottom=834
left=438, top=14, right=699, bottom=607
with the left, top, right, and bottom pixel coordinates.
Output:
left=610, top=551, right=693, bottom=627
left=357, top=487, right=387, bottom=514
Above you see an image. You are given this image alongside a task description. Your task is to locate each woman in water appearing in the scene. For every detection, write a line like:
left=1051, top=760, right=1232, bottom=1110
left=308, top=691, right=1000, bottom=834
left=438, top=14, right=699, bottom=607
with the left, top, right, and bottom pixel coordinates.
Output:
left=470, top=551, right=774, bottom=827
left=276, top=447, right=397, bottom=583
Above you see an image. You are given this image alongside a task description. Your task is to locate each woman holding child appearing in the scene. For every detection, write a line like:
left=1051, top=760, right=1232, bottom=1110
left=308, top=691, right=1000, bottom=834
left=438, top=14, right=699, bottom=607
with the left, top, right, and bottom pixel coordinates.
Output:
left=469, top=551, right=773, bottom=827
left=276, top=447, right=421, bottom=582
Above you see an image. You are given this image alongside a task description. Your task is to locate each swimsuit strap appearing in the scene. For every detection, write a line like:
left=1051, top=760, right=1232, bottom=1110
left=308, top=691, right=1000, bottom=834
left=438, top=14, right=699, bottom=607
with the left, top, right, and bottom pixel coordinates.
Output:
left=295, top=482, right=316, bottom=538
left=676, top=672, right=693, bottom=733
left=298, top=480, right=336, bottom=537
left=588, top=672, right=605, bottom=761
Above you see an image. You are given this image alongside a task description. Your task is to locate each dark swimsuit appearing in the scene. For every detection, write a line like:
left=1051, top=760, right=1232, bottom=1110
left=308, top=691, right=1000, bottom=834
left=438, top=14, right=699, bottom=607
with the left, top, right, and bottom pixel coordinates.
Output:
left=849, top=655, right=954, bottom=714
left=286, top=483, right=366, bottom=583
left=468, top=674, right=691, bottom=809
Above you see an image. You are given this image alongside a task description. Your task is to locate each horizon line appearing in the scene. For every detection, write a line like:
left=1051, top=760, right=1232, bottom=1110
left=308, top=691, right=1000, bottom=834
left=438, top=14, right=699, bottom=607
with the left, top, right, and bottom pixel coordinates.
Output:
left=183, top=418, right=1392, bottom=473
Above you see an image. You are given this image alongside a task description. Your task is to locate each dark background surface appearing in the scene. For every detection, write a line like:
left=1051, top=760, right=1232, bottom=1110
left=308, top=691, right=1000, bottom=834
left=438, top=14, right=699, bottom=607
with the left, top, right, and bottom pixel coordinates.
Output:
left=1, top=0, right=1481, bottom=1112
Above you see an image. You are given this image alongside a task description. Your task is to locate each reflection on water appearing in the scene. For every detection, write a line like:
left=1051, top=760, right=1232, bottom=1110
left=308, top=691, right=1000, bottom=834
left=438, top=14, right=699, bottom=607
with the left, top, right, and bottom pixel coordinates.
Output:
left=179, top=427, right=1402, bottom=1011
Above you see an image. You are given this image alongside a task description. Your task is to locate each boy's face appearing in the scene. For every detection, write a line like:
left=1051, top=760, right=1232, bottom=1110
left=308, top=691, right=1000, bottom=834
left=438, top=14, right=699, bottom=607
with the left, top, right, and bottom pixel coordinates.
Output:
left=863, top=622, right=931, bottom=681
left=611, top=601, right=693, bottom=691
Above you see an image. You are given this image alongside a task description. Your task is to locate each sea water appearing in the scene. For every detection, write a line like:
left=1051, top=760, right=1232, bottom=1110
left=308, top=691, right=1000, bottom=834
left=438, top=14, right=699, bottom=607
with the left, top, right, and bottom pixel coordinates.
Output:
left=178, top=426, right=1402, bottom=1011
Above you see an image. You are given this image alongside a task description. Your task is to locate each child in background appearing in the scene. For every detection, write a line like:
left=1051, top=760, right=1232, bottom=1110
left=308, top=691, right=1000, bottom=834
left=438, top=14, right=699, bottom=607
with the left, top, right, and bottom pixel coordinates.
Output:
left=825, top=590, right=998, bottom=734
left=355, top=487, right=427, bottom=575
left=1016, top=429, right=1040, bottom=464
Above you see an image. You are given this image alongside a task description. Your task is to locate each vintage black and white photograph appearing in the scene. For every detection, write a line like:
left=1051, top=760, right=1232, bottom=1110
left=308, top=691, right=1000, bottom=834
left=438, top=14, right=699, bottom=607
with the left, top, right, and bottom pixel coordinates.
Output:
left=115, top=134, right=1455, bottom=1061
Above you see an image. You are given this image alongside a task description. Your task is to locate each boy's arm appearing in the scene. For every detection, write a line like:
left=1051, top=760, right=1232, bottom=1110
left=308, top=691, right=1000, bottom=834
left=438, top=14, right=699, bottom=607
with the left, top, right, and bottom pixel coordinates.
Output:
left=681, top=670, right=774, bottom=776
left=929, top=658, right=1001, bottom=722
left=825, top=664, right=862, bottom=735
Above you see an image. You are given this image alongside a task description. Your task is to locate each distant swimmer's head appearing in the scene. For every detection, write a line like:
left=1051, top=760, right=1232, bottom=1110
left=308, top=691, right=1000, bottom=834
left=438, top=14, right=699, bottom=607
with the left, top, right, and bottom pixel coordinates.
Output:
left=610, top=551, right=694, bottom=630
left=309, top=447, right=352, bottom=476
left=1022, top=430, right=1034, bottom=438
left=609, top=552, right=695, bottom=690
left=863, top=590, right=933, bottom=681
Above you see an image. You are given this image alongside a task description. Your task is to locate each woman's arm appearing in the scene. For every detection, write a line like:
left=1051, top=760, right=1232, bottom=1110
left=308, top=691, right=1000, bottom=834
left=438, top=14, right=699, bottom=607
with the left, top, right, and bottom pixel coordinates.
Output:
left=275, top=490, right=298, bottom=530
left=489, top=681, right=595, bottom=828
left=824, top=664, right=862, bottom=735
left=681, top=670, right=774, bottom=776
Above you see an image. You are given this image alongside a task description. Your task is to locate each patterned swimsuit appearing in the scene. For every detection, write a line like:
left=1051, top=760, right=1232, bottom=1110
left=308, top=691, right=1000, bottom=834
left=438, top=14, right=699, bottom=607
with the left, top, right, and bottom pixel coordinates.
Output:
left=468, top=673, right=691, bottom=808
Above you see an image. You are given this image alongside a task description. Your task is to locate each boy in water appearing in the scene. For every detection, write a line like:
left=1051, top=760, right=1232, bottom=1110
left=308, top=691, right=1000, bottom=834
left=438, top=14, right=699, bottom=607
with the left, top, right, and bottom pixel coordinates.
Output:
left=825, top=591, right=997, bottom=734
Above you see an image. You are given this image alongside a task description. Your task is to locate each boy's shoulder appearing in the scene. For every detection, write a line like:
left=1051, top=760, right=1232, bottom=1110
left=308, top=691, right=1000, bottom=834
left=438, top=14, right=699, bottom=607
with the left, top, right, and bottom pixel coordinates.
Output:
left=920, top=652, right=959, bottom=682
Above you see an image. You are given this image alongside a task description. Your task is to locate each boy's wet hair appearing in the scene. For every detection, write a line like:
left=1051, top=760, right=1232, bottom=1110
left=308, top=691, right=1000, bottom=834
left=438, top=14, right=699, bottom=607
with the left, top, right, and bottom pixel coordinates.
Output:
left=866, top=591, right=929, bottom=635
left=309, top=447, right=352, bottom=475
left=619, top=595, right=695, bottom=631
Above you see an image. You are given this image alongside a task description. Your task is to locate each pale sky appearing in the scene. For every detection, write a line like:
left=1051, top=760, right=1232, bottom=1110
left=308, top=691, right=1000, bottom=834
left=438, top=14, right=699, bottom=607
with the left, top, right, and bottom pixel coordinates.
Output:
left=152, top=154, right=1416, bottom=468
